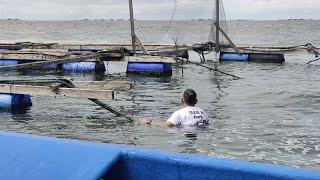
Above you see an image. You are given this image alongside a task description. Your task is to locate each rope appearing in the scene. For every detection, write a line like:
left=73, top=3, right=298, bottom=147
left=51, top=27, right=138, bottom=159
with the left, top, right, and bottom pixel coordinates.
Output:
left=166, top=0, right=178, bottom=37
left=178, top=58, right=242, bottom=79
left=307, top=58, right=320, bottom=64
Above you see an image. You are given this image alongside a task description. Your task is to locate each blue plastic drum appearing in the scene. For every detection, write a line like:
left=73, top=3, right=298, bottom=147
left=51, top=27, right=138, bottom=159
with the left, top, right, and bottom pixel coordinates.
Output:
left=0, top=93, right=32, bottom=110
left=126, top=62, right=172, bottom=76
left=220, top=52, right=249, bottom=62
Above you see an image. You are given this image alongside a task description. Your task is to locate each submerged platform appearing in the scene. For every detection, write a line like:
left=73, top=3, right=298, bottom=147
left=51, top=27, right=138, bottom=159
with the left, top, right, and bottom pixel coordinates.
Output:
left=0, top=132, right=319, bottom=180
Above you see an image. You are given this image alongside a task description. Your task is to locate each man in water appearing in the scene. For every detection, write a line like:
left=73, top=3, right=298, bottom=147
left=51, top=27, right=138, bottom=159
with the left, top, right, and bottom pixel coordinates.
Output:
left=141, top=89, right=209, bottom=127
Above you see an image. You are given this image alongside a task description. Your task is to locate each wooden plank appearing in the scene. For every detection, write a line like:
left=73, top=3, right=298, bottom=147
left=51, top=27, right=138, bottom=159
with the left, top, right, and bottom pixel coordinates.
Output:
left=128, top=0, right=137, bottom=53
left=0, top=42, right=190, bottom=51
left=0, top=84, right=114, bottom=100
left=0, top=54, right=99, bottom=71
left=53, top=44, right=186, bottom=51
left=0, top=52, right=69, bottom=61
left=126, top=55, right=176, bottom=63
left=135, top=36, right=149, bottom=54
left=73, top=81, right=134, bottom=90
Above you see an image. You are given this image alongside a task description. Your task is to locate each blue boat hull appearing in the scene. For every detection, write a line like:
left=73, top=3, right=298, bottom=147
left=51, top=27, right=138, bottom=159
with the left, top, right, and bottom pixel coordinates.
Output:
left=0, top=132, right=318, bottom=180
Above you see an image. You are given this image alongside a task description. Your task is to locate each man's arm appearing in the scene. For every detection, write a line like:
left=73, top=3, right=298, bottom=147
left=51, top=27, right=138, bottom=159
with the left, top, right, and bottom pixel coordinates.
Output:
left=141, top=118, right=175, bottom=127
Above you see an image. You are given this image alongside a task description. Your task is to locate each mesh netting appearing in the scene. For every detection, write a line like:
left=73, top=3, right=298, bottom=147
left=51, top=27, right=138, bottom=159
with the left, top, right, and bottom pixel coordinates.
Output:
left=165, top=0, right=215, bottom=45
left=208, top=0, right=229, bottom=46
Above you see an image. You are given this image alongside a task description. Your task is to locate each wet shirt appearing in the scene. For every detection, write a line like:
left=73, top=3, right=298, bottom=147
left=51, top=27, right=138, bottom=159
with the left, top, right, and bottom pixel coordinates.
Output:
left=167, top=106, right=209, bottom=126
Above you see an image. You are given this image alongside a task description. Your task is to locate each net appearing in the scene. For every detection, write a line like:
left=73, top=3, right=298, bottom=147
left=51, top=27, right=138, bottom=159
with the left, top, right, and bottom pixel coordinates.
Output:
left=208, top=0, right=229, bottom=46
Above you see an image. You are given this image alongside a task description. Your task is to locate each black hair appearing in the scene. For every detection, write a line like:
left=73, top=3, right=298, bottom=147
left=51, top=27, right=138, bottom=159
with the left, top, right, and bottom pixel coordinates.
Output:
left=183, top=89, right=197, bottom=105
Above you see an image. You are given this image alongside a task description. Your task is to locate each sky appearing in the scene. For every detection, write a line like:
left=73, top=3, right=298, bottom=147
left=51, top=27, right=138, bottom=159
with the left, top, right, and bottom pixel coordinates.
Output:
left=0, top=0, right=319, bottom=20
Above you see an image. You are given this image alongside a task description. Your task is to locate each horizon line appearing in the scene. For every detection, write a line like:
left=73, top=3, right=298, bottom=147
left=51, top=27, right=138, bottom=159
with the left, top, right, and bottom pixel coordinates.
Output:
left=1, top=18, right=319, bottom=21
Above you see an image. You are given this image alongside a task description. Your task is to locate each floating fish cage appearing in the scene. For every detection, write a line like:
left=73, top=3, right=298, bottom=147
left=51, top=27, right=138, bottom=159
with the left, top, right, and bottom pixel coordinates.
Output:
left=126, top=62, right=172, bottom=76
left=220, top=52, right=285, bottom=63
left=0, top=93, right=32, bottom=110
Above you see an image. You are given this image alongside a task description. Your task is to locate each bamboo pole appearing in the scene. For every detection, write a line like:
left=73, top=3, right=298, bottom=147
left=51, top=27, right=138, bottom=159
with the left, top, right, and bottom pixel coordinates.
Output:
left=128, top=0, right=136, bottom=54
left=215, top=0, right=220, bottom=53
left=214, top=22, right=240, bottom=53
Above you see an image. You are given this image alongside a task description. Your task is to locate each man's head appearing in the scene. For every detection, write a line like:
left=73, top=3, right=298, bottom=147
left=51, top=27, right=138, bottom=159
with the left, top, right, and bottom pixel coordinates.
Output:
left=182, top=89, right=198, bottom=106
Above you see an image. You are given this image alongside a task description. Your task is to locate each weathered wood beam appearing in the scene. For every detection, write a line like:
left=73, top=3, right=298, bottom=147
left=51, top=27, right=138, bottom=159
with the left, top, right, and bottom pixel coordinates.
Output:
left=135, top=36, right=149, bottom=54
left=0, top=79, right=134, bottom=91
left=128, top=0, right=136, bottom=53
left=0, top=84, right=114, bottom=100
left=73, top=81, right=134, bottom=90
left=0, top=52, right=69, bottom=61
left=215, top=0, right=220, bottom=52
left=0, top=54, right=99, bottom=71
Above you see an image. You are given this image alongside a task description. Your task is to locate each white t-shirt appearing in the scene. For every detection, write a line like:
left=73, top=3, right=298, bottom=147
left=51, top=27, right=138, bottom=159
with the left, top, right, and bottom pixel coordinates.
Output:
left=167, top=106, right=209, bottom=126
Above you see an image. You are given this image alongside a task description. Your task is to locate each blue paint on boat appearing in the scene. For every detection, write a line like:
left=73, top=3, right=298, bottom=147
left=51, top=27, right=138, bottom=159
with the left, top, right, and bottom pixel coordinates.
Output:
left=0, top=132, right=319, bottom=180
left=0, top=59, right=19, bottom=66
left=0, top=94, right=32, bottom=110
left=127, top=62, right=172, bottom=76
left=220, top=52, right=249, bottom=62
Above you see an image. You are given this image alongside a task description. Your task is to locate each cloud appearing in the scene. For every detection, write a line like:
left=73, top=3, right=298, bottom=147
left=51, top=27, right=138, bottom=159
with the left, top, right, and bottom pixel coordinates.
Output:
left=0, top=0, right=318, bottom=20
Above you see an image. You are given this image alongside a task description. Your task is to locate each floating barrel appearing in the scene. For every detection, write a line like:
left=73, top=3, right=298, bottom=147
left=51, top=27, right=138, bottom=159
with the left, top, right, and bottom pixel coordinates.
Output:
left=220, top=52, right=285, bottom=63
left=0, top=59, right=19, bottom=66
left=44, top=61, right=106, bottom=72
left=0, top=45, right=22, bottom=51
left=220, top=52, right=249, bottom=61
left=126, top=62, right=172, bottom=76
left=249, top=53, right=285, bottom=63
left=0, top=93, right=32, bottom=110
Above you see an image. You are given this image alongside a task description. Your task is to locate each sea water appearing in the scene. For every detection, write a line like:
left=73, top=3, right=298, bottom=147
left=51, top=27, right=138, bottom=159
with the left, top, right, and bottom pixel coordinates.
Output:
left=0, top=19, right=319, bottom=170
